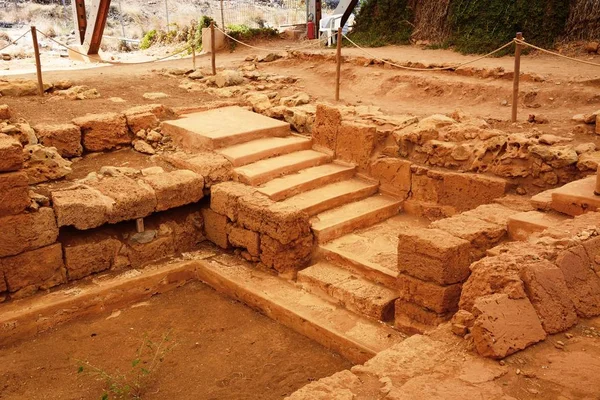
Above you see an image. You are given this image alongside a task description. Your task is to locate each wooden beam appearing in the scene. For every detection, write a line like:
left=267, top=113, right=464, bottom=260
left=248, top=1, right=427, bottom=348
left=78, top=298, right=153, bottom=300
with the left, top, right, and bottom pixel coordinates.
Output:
left=340, top=0, right=359, bottom=29
left=83, top=0, right=112, bottom=55
left=71, top=0, right=86, bottom=44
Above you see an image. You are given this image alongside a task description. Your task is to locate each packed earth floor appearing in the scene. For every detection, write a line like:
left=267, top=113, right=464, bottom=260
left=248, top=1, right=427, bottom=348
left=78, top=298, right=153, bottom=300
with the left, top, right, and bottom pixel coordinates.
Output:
left=2, top=36, right=600, bottom=400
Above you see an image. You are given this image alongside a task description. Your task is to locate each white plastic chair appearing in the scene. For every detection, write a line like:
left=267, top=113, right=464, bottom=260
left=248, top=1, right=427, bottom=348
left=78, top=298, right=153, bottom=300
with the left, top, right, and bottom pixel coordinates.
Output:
left=319, top=14, right=343, bottom=46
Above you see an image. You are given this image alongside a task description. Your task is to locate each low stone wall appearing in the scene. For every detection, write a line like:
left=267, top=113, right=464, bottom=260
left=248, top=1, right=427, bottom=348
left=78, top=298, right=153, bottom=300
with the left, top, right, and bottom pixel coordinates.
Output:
left=205, top=181, right=314, bottom=276
left=452, top=212, right=600, bottom=359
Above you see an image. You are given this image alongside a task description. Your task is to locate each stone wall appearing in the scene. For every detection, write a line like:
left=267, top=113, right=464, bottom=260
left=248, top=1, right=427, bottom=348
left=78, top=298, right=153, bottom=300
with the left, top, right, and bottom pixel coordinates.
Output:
left=205, top=181, right=314, bottom=276
left=452, top=212, right=600, bottom=359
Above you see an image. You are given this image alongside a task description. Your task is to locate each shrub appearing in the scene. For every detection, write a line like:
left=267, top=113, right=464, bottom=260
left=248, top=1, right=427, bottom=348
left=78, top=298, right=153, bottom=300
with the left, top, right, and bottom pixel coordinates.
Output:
left=349, top=0, right=413, bottom=47
left=139, top=29, right=157, bottom=49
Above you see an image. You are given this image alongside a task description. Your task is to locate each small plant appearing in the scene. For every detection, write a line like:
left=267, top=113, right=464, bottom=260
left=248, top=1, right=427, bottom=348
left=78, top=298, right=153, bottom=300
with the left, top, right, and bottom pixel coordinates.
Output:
left=226, top=24, right=279, bottom=50
left=140, top=29, right=157, bottom=50
left=77, top=331, right=176, bottom=400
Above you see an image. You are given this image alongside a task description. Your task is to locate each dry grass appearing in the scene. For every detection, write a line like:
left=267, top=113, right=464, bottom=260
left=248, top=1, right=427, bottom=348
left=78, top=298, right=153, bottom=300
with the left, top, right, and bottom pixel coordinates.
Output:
left=409, top=0, right=451, bottom=43
left=565, top=0, right=600, bottom=40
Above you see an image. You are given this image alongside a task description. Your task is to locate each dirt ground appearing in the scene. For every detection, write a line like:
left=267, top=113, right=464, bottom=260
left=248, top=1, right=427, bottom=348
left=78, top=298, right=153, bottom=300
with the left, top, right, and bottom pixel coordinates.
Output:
left=0, top=281, right=352, bottom=400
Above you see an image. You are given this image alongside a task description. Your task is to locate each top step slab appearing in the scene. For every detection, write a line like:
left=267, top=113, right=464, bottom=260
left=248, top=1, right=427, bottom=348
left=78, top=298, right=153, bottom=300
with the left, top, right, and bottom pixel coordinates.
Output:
left=217, top=135, right=312, bottom=167
left=551, top=175, right=600, bottom=216
left=161, top=106, right=291, bottom=151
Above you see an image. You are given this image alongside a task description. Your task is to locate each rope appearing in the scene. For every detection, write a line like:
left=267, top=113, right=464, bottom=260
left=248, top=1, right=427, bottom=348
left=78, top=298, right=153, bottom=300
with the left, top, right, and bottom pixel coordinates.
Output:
left=36, top=29, right=193, bottom=65
left=0, top=30, right=30, bottom=53
left=215, top=26, right=327, bottom=52
left=342, top=33, right=515, bottom=72
left=515, top=38, right=600, bottom=68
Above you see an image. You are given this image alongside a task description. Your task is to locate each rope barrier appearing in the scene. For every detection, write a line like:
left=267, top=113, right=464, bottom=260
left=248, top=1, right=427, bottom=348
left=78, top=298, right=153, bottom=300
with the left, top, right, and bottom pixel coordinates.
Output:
left=342, top=33, right=515, bottom=72
left=215, top=26, right=327, bottom=52
left=0, top=30, right=30, bottom=53
left=515, top=38, right=600, bottom=68
left=36, top=29, right=193, bottom=66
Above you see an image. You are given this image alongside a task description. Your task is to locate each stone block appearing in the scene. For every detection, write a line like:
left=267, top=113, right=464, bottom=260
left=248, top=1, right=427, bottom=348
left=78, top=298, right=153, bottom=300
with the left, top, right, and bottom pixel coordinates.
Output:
left=397, top=228, right=471, bottom=285
left=410, top=173, right=442, bottom=203
left=395, top=299, right=453, bottom=334
left=91, top=176, right=156, bottom=223
left=202, top=208, right=230, bottom=249
left=471, top=294, right=546, bottom=359
left=125, top=235, right=175, bottom=268
left=154, top=207, right=204, bottom=253
left=142, top=170, right=204, bottom=212
left=260, top=234, right=313, bottom=274
left=0, top=171, right=30, bottom=215
left=0, top=104, right=11, bottom=119
left=312, top=104, right=341, bottom=154
left=519, top=260, right=578, bottom=334
left=72, top=112, right=131, bottom=152
left=530, top=188, right=558, bottom=211
left=0, top=208, right=58, bottom=258
left=210, top=181, right=257, bottom=221
left=555, top=245, right=600, bottom=318
left=507, top=211, right=568, bottom=241
left=35, top=124, right=83, bottom=157
left=126, top=112, right=159, bottom=133
left=430, top=214, right=506, bottom=258
left=228, top=225, right=260, bottom=256
left=396, top=273, right=462, bottom=314
left=124, top=104, right=176, bottom=121
left=550, top=176, right=600, bottom=217
left=161, top=152, right=233, bottom=188
left=51, top=187, right=113, bottom=229
left=0, top=133, right=23, bottom=172
left=63, top=233, right=122, bottom=280
left=461, top=204, right=520, bottom=227
left=369, top=157, right=411, bottom=199
left=238, top=193, right=310, bottom=245
left=335, top=122, right=376, bottom=171
left=0, top=243, right=66, bottom=294
left=439, top=172, right=506, bottom=212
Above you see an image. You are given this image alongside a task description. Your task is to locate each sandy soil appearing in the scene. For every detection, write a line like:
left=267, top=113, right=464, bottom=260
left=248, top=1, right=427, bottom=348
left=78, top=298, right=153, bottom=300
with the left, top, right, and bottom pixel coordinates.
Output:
left=0, top=281, right=351, bottom=400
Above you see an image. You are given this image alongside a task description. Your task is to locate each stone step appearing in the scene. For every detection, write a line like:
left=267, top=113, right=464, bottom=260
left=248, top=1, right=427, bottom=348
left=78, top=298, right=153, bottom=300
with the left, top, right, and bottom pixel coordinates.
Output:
left=217, top=135, right=313, bottom=167
left=318, top=243, right=399, bottom=289
left=311, top=195, right=402, bottom=244
left=235, top=150, right=332, bottom=186
left=281, top=178, right=379, bottom=216
left=257, top=163, right=356, bottom=201
left=161, top=106, right=290, bottom=151
left=550, top=175, right=600, bottom=216
left=297, top=262, right=399, bottom=321
left=193, top=253, right=405, bottom=364
left=508, top=210, right=570, bottom=241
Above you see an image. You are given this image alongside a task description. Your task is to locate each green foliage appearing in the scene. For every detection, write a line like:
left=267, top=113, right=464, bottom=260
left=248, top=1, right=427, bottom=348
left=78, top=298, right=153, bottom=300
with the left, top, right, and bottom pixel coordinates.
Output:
left=349, top=0, right=413, bottom=47
left=77, top=331, right=176, bottom=400
left=199, top=15, right=215, bottom=29
left=448, top=0, right=570, bottom=54
left=226, top=24, right=279, bottom=50
left=139, top=29, right=157, bottom=50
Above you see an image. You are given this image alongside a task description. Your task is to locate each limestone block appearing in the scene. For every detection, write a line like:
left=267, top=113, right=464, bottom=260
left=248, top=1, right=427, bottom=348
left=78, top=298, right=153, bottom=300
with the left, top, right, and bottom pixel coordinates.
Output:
left=0, top=243, right=66, bottom=294
left=312, top=104, right=341, bottom=154
left=396, top=273, right=462, bottom=314
left=142, top=170, right=204, bottom=212
left=91, top=176, right=156, bottom=223
left=35, top=124, right=83, bottom=157
left=0, top=171, right=30, bottom=215
left=397, top=228, right=471, bottom=285
left=0, top=133, right=23, bottom=172
left=507, top=211, right=567, bottom=241
left=22, top=144, right=72, bottom=184
left=51, top=187, right=114, bottom=229
left=439, top=172, right=506, bottom=212
left=228, top=225, right=260, bottom=256
left=461, top=204, right=520, bottom=227
left=124, top=104, right=176, bottom=121
left=556, top=245, right=600, bottom=318
left=210, top=181, right=257, bottom=221
left=519, top=260, right=578, bottom=334
left=125, top=235, right=175, bottom=268
left=202, top=208, right=230, bottom=249
left=395, top=299, right=453, bottom=334
left=126, top=112, right=159, bottom=133
left=0, top=104, right=11, bottom=120
left=238, top=193, right=311, bottom=245
left=260, top=234, right=313, bottom=274
left=72, top=112, right=131, bottom=152
left=155, top=207, right=204, bottom=253
left=63, top=233, right=121, bottom=280
left=471, top=294, right=546, bottom=359
left=370, top=157, right=411, bottom=199
left=161, top=152, right=233, bottom=188
left=0, top=208, right=58, bottom=258
left=335, top=122, right=376, bottom=171
left=410, top=173, right=442, bottom=203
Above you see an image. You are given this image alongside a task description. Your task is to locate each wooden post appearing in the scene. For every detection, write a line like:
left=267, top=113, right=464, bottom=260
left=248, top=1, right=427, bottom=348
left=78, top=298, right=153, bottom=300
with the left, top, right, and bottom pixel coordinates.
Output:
left=31, top=27, right=44, bottom=97
left=512, top=32, right=523, bottom=123
left=335, top=27, right=342, bottom=101
left=220, top=0, right=225, bottom=31
left=191, top=27, right=196, bottom=70
left=136, top=218, right=145, bottom=233
left=210, top=21, right=216, bottom=75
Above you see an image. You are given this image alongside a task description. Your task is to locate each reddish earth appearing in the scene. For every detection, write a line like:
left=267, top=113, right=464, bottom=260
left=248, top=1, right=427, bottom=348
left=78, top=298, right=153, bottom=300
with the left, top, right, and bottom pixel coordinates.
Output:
left=0, top=281, right=351, bottom=400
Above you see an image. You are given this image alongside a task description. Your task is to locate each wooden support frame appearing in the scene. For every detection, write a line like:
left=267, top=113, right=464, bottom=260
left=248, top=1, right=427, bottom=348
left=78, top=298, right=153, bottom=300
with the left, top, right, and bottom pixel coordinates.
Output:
left=71, top=0, right=87, bottom=45
left=83, top=0, right=112, bottom=55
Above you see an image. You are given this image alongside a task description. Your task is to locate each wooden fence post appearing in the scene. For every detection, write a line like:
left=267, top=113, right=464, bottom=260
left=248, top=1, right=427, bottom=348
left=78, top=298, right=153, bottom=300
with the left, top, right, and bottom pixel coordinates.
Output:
left=210, top=21, right=216, bottom=76
left=31, top=26, right=44, bottom=97
left=191, top=27, right=196, bottom=70
left=512, top=32, right=523, bottom=123
left=335, top=27, right=342, bottom=101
